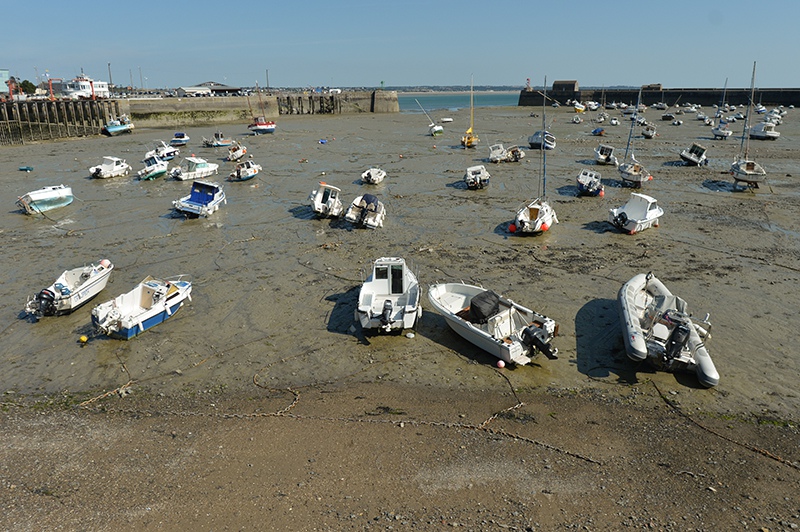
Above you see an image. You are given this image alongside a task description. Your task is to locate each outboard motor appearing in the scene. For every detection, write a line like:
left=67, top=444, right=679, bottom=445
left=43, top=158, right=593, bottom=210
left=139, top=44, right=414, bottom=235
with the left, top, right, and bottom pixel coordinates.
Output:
left=380, top=299, right=394, bottom=331
left=521, top=325, right=558, bottom=360
left=664, top=323, right=690, bottom=363
left=613, top=211, right=628, bottom=229
left=36, top=288, right=58, bottom=317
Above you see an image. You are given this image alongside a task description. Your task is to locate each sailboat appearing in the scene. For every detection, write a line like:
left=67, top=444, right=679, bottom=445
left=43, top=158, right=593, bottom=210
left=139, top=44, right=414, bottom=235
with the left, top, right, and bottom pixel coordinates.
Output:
left=415, top=99, right=444, bottom=137
left=510, top=76, right=558, bottom=235
left=730, top=62, right=767, bottom=189
left=618, top=88, right=653, bottom=188
left=711, top=78, right=733, bottom=139
left=248, top=82, right=276, bottom=134
left=461, top=76, right=479, bottom=148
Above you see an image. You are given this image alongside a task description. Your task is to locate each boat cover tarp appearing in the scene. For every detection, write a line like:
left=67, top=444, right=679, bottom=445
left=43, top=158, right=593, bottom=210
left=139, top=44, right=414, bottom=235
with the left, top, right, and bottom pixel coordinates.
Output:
left=468, top=290, right=500, bottom=324
left=360, top=194, right=379, bottom=211
left=189, top=183, right=217, bottom=205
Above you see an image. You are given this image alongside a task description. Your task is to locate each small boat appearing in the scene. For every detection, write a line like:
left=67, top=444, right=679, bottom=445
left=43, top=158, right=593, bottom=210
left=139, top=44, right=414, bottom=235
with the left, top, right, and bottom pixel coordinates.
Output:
left=571, top=114, right=583, bottom=124
left=102, top=115, right=134, bottom=136
left=591, top=127, right=605, bottom=136
left=248, top=116, right=277, bottom=135
left=172, top=180, right=226, bottom=217
left=711, top=119, right=733, bottom=139
left=609, top=117, right=620, bottom=126
left=89, top=156, right=132, bottom=179
left=19, top=166, right=34, bottom=172
left=576, top=168, right=604, bottom=197
left=618, top=272, right=718, bottom=387
left=170, top=132, right=190, bottom=146
left=415, top=99, right=444, bottom=136
left=228, top=158, right=262, bottom=181
left=749, top=121, right=780, bottom=140
left=642, top=123, right=657, bottom=139
left=528, top=130, right=555, bottom=150
left=573, top=101, right=586, bottom=113
left=344, top=193, right=385, bottom=229
left=440, top=117, right=454, bottom=123
left=461, top=76, right=480, bottom=148
left=24, top=259, right=114, bottom=318
left=137, top=155, right=169, bottom=180
left=661, top=113, right=675, bottom=121
left=618, top=98, right=653, bottom=188
left=169, top=156, right=220, bottom=181
left=226, top=141, right=248, bottom=162
left=202, top=131, right=233, bottom=147
left=464, top=165, right=491, bottom=189
left=145, top=140, right=180, bottom=161
left=361, top=167, right=386, bottom=184
left=731, top=62, right=767, bottom=189
left=680, top=142, right=708, bottom=166
left=608, top=192, right=663, bottom=234
left=308, top=181, right=344, bottom=217
left=91, top=275, right=192, bottom=340
left=16, top=184, right=73, bottom=215
left=355, top=256, right=421, bottom=333
left=594, top=144, right=618, bottom=166
left=427, top=282, right=558, bottom=366
left=488, top=144, right=525, bottom=163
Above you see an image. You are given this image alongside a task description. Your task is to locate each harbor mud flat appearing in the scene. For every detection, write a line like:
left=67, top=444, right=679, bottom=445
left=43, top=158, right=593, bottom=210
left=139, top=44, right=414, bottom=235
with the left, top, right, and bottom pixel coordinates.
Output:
left=1, top=107, right=799, bottom=529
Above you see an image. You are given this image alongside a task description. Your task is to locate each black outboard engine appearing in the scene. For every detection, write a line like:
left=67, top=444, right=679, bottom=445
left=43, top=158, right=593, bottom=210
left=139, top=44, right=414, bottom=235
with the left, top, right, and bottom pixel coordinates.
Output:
left=664, top=323, right=690, bottom=363
left=613, top=211, right=628, bottom=229
left=521, top=325, right=558, bottom=360
left=36, top=288, right=58, bottom=317
left=380, top=299, right=393, bottom=330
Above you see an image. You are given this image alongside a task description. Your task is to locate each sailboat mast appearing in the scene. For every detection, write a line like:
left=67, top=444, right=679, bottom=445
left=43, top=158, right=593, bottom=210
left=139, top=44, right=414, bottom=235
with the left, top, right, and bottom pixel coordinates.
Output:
left=415, top=98, right=435, bottom=125
left=469, top=75, right=474, bottom=132
left=255, top=81, right=265, bottom=116
left=623, top=91, right=640, bottom=162
left=741, top=61, right=756, bottom=159
left=540, top=76, right=547, bottom=198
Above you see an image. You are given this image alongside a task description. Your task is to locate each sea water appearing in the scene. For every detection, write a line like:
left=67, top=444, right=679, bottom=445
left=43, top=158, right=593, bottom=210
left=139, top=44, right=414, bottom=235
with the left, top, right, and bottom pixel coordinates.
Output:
left=398, top=91, right=519, bottom=113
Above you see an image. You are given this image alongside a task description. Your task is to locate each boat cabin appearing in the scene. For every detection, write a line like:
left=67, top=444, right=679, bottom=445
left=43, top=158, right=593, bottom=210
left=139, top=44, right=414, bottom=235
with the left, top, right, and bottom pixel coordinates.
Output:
left=369, top=258, right=407, bottom=296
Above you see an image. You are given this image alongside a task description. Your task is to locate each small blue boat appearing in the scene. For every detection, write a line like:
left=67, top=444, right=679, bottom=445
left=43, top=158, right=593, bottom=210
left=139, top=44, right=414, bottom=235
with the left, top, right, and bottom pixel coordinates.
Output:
left=173, top=180, right=226, bottom=217
left=170, top=132, right=190, bottom=146
left=103, top=115, right=134, bottom=136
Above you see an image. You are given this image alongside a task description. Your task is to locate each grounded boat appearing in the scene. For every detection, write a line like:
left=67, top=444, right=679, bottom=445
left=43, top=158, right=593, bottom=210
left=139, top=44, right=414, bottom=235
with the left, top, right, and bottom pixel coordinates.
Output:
left=576, top=168, right=604, bottom=197
left=749, top=121, right=780, bottom=140
left=344, top=193, right=385, bottom=229
left=680, top=142, right=708, bottom=166
left=25, top=259, right=114, bottom=318
left=415, top=99, right=444, bottom=137
left=226, top=141, right=248, bottom=162
left=169, top=156, right=220, bottom=181
left=91, top=275, right=192, bottom=340
left=308, top=181, right=344, bottom=217
left=595, top=143, right=618, bottom=166
left=618, top=272, right=718, bottom=387
left=464, top=165, right=491, bottom=189
left=16, top=184, right=73, bottom=215
left=173, top=180, right=226, bottom=217
left=527, top=130, right=555, bottom=150
left=102, top=115, right=134, bottom=136
left=608, top=192, right=663, bottom=234
left=427, top=282, right=558, bottom=366
left=228, top=158, right=262, bottom=181
left=248, top=116, right=276, bottom=135
left=145, top=140, right=180, bottom=161
left=711, top=118, right=733, bottom=139
left=355, top=257, right=421, bottom=333
left=642, top=123, right=657, bottom=139
left=488, top=143, right=525, bottom=163
left=89, top=156, right=132, bottom=179
left=361, top=167, right=386, bottom=184
left=202, top=131, right=233, bottom=147
left=731, top=62, right=767, bottom=189
left=618, top=90, right=653, bottom=188
left=137, top=155, right=169, bottom=180
left=170, top=132, right=190, bottom=146
left=461, top=76, right=480, bottom=148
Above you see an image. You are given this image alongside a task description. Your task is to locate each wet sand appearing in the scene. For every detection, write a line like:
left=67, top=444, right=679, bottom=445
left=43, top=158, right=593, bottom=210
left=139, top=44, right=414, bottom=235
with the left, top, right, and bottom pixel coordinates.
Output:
left=1, top=106, right=799, bottom=529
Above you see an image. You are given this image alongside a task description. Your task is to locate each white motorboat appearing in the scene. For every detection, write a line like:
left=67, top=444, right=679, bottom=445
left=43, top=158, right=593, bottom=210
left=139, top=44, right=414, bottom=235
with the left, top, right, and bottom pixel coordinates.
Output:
left=680, top=142, right=708, bottom=166
left=145, top=140, right=180, bottom=161
left=527, top=130, right=555, bottom=150
left=488, top=143, right=525, bottom=163
left=361, top=167, right=386, bottom=184
left=226, top=141, right=248, bottom=162
left=91, top=275, right=192, bottom=340
left=749, top=121, right=780, bottom=140
left=355, top=257, right=421, bottom=333
left=427, top=282, right=558, bottom=366
left=464, top=165, right=491, bottom=189
left=24, top=259, right=114, bottom=318
left=618, top=90, right=653, bottom=188
left=102, top=115, right=134, bottom=136
left=169, top=132, right=189, bottom=146
left=608, top=192, right=663, bottom=234
left=609, top=117, right=620, bottom=126
left=711, top=119, right=733, bottom=139
left=642, top=123, right=657, bottom=139
left=89, top=156, right=132, bottom=179
left=137, top=155, right=168, bottom=181
left=730, top=62, right=767, bottom=189
left=173, top=180, right=227, bottom=217
left=595, top=144, right=618, bottom=166
left=202, top=131, right=233, bottom=147
left=16, top=184, right=73, bottom=215
left=618, top=272, right=718, bottom=387
left=169, top=156, right=220, bottom=181
left=344, top=193, right=385, bottom=229
left=576, top=168, right=604, bottom=197
left=228, top=158, right=261, bottom=182
left=308, top=181, right=344, bottom=217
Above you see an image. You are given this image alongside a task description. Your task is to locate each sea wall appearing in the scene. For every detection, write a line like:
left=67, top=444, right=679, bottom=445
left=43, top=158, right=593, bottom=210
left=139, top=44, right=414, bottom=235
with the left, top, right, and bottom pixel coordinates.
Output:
left=518, top=88, right=800, bottom=107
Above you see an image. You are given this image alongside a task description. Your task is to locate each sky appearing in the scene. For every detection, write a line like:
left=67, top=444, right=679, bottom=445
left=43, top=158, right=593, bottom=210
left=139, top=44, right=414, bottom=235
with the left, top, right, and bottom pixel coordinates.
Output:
left=5, top=0, right=800, bottom=91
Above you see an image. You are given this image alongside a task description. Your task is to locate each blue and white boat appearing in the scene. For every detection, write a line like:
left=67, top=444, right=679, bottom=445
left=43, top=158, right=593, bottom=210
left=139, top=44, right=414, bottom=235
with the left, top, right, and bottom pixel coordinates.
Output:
left=102, top=115, right=134, bottom=136
left=170, top=132, right=190, bottom=146
left=16, top=184, right=74, bottom=215
left=172, top=180, right=226, bottom=217
left=91, top=275, right=192, bottom=340
left=145, top=140, right=180, bottom=161
left=202, top=131, right=233, bottom=147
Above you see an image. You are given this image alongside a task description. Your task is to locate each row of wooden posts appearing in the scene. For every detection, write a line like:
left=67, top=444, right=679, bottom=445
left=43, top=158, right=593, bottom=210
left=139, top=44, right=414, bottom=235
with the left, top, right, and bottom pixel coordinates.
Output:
left=0, top=100, right=125, bottom=145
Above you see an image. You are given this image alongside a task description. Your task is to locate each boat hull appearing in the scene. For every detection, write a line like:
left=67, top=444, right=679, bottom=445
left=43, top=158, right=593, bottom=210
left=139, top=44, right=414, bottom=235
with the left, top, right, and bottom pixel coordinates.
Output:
left=17, top=185, right=74, bottom=215
left=355, top=257, right=421, bottom=333
left=26, top=260, right=114, bottom=317
left=93, top=300, right=186, bottom=340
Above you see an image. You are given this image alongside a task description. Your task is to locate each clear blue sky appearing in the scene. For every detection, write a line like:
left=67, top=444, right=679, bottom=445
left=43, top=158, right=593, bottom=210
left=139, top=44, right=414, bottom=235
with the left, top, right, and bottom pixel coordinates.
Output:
left=6, top=0, right=799, bottom=90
